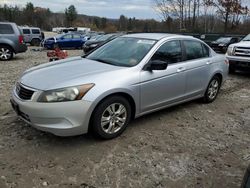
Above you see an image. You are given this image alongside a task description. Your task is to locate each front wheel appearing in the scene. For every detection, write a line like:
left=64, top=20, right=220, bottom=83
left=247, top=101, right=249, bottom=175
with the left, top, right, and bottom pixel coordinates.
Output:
left=203, top=76, right=221, bottom=103
left=91, top=96, right=131, bottom=139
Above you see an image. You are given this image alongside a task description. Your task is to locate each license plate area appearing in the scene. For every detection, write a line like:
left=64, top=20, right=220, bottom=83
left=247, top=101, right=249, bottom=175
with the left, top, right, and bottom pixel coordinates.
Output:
left=10, top=99, right=31, bottom=122
left=10, top=99, right=20, bottom=115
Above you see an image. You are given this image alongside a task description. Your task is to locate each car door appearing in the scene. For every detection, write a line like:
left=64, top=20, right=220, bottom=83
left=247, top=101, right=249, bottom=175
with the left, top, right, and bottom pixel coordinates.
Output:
left=72, top=34, right=83, bottom=48
left=58, top=34, right=72, bottom=48
left=182, top=40, right=212, bottom=98
left=140, top=40, right=187, bottom=113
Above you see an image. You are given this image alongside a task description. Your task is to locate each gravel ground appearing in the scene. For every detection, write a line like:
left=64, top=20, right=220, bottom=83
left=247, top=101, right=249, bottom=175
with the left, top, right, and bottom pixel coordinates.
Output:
left=0, top=48, right=250, bottom=188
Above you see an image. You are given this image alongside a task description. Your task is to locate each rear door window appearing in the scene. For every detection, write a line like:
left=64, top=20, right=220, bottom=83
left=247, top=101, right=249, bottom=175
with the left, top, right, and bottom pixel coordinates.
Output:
left=0, top=24, right=14, bottom=34
left=183, top=40, right=207, bottom=60
left=31, top=29, right=40, bottom=34
left=63, top=34, right=72, bottom=39
left=23, top=29, right=31, bottom=34
left=73, top=34, right=81, bottom=39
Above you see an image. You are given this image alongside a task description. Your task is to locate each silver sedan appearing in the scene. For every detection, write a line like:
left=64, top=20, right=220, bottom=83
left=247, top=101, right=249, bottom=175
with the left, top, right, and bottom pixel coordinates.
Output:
left=10, top=33, right=228, bottom=139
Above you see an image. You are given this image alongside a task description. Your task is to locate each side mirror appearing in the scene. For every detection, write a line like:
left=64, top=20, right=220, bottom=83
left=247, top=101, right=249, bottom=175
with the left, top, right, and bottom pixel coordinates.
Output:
left=145, top=60, right=168, bottom=71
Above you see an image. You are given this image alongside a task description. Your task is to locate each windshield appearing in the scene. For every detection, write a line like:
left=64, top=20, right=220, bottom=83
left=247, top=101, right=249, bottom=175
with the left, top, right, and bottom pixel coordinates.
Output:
left=242, top=34, right=250, bottom=41
left=216, top=37, right=231, bottom=43
left=86, top=37, right=156, bottom=67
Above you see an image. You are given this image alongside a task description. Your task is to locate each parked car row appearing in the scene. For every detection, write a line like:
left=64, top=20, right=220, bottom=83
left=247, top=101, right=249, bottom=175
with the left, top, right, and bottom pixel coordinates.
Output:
left=210, top=37, right=241, bottom=53
left=42, top=32, right=124, bottom=52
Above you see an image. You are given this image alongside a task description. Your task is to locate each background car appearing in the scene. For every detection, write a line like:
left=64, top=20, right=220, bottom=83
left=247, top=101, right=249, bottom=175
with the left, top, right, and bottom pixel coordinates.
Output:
left=20, top=26, right=42, bottom=46
left=83, top=33, right=123, bottom=53
left=0, top=22, right=27, bottom=60
left=43, top=33, right=87, bottom=49
left=226, top=34, right=250, bottom=73
left=210, top=37, right=240, bottom=53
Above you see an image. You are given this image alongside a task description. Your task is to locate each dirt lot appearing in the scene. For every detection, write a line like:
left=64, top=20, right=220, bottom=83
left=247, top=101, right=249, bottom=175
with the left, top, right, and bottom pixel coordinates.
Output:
left=0, top=48, right=250, bottom=188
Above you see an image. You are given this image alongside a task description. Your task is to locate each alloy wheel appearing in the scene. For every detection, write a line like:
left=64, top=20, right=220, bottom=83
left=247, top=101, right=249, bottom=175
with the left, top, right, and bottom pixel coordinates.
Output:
left=207, top=79, right=219, bottom=100
left=0, top=47, right=12, bottom=60
left=101, top=103, right=127, bottom=134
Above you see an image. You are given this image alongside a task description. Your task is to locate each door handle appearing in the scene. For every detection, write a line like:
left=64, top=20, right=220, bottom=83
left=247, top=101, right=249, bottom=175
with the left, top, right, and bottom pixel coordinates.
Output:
left=177, top=67, right=186, bottom=73
left=206, top=61, right=212, bottom=65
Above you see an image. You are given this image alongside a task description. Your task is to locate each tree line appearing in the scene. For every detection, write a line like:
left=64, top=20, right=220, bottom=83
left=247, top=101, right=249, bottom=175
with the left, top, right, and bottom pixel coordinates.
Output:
left=0, top=1, right=249, bottom=34
left=154, top=0, right=250, bottom=34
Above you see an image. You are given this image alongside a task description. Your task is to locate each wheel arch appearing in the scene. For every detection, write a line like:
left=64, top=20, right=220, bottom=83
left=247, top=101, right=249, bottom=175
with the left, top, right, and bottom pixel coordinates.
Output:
left=0, top=43, right=16, bottom=53
left=88, top=91, right=137, bottom=132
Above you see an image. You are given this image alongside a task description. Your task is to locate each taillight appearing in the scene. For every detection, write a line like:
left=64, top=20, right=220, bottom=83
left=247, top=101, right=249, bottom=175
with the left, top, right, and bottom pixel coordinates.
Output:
left=225, top=59, right=229, bottom=64
left=18, top=35, right=24, bottom=44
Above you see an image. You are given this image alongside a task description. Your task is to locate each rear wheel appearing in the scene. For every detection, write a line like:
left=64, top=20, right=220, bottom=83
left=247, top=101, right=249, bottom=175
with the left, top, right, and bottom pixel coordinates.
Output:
left=0, top=45, right=13, bottom=61
left=31, top=38, right=41, bottom=46
left=203, top=76, right=221, bottom=103
left=91, top=96, right=131, bottom=139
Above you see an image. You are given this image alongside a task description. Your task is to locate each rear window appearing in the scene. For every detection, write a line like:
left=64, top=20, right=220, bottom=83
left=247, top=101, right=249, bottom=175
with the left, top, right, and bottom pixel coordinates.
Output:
left=23, top=29, right=31, bottom=34
left=0, top=24, right=14, bottom=34
left=73, top=34, right=81, bottom=39
left=32, top=29, right=40, bottom=34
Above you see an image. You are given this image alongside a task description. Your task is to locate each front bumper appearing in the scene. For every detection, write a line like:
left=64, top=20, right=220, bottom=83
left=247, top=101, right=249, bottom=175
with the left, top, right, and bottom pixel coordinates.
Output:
left=226, top=55, right=250, bottom=70
left=10, top=90, right=93, bottom=136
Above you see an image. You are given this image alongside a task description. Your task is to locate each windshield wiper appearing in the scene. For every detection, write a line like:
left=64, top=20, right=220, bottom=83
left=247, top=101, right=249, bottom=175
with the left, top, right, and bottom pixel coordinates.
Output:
left=90, top=58, right=116, bottom=66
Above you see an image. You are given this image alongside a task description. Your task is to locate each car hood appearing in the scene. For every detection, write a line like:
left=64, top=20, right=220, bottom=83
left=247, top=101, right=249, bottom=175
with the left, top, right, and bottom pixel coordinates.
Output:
left=229, top=41, right=250, bottom=48
left=20, top=56, right=124, bottom=90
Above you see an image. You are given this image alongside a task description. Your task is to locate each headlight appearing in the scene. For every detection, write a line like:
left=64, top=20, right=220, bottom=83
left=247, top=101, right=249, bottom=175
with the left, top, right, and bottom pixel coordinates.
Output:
left=227, top=46, right=234, bottom=56
left=38, top=84, right=95, bottom=102
left=90, top=44, right=98, bottom=48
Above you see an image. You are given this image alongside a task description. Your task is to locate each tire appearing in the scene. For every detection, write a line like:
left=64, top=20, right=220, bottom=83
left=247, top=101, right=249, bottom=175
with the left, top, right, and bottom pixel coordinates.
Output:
left=0, top=45, right=14, bottom=61
left=229, top=66, right=236, bottom=74
left=203, top=76, right=221, bottom=103
left=53, top=43, right=59, bottom=49
left=91, top=96, right=131, bottom=139
left=31, top=38, right=41, bottom=46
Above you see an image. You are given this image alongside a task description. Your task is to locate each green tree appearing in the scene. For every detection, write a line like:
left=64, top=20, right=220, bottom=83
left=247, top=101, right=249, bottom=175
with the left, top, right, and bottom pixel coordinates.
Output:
left=118, top=15, right=127, bottom=31
left=65, top=5, right=77, bottom=26
left=24, top=2, right=34, bottom=25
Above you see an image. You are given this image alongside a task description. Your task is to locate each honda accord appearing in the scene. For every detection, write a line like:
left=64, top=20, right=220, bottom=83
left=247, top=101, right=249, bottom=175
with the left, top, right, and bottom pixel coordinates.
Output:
left=11, top=33, right=228, bottom=139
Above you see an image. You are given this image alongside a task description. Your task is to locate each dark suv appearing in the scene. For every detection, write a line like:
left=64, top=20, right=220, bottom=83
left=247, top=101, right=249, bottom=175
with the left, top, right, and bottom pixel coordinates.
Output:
left=0, top=22, right=27, bottom=60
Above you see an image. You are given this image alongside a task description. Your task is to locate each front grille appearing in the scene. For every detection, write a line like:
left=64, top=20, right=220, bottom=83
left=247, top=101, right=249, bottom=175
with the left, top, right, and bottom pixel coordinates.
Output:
left=234, top=47, right=250, bottom=57
left=16, top=83, right=34, bottom=100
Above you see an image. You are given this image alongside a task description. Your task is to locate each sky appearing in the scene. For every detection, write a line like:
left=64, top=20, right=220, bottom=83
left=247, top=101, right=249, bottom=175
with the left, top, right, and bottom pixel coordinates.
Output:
left=1, top=0, right=160, bottom=20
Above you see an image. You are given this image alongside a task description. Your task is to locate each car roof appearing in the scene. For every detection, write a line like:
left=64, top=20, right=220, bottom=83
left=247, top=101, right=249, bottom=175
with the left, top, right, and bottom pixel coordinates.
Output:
left=122, top=33, right=191, bottom=40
